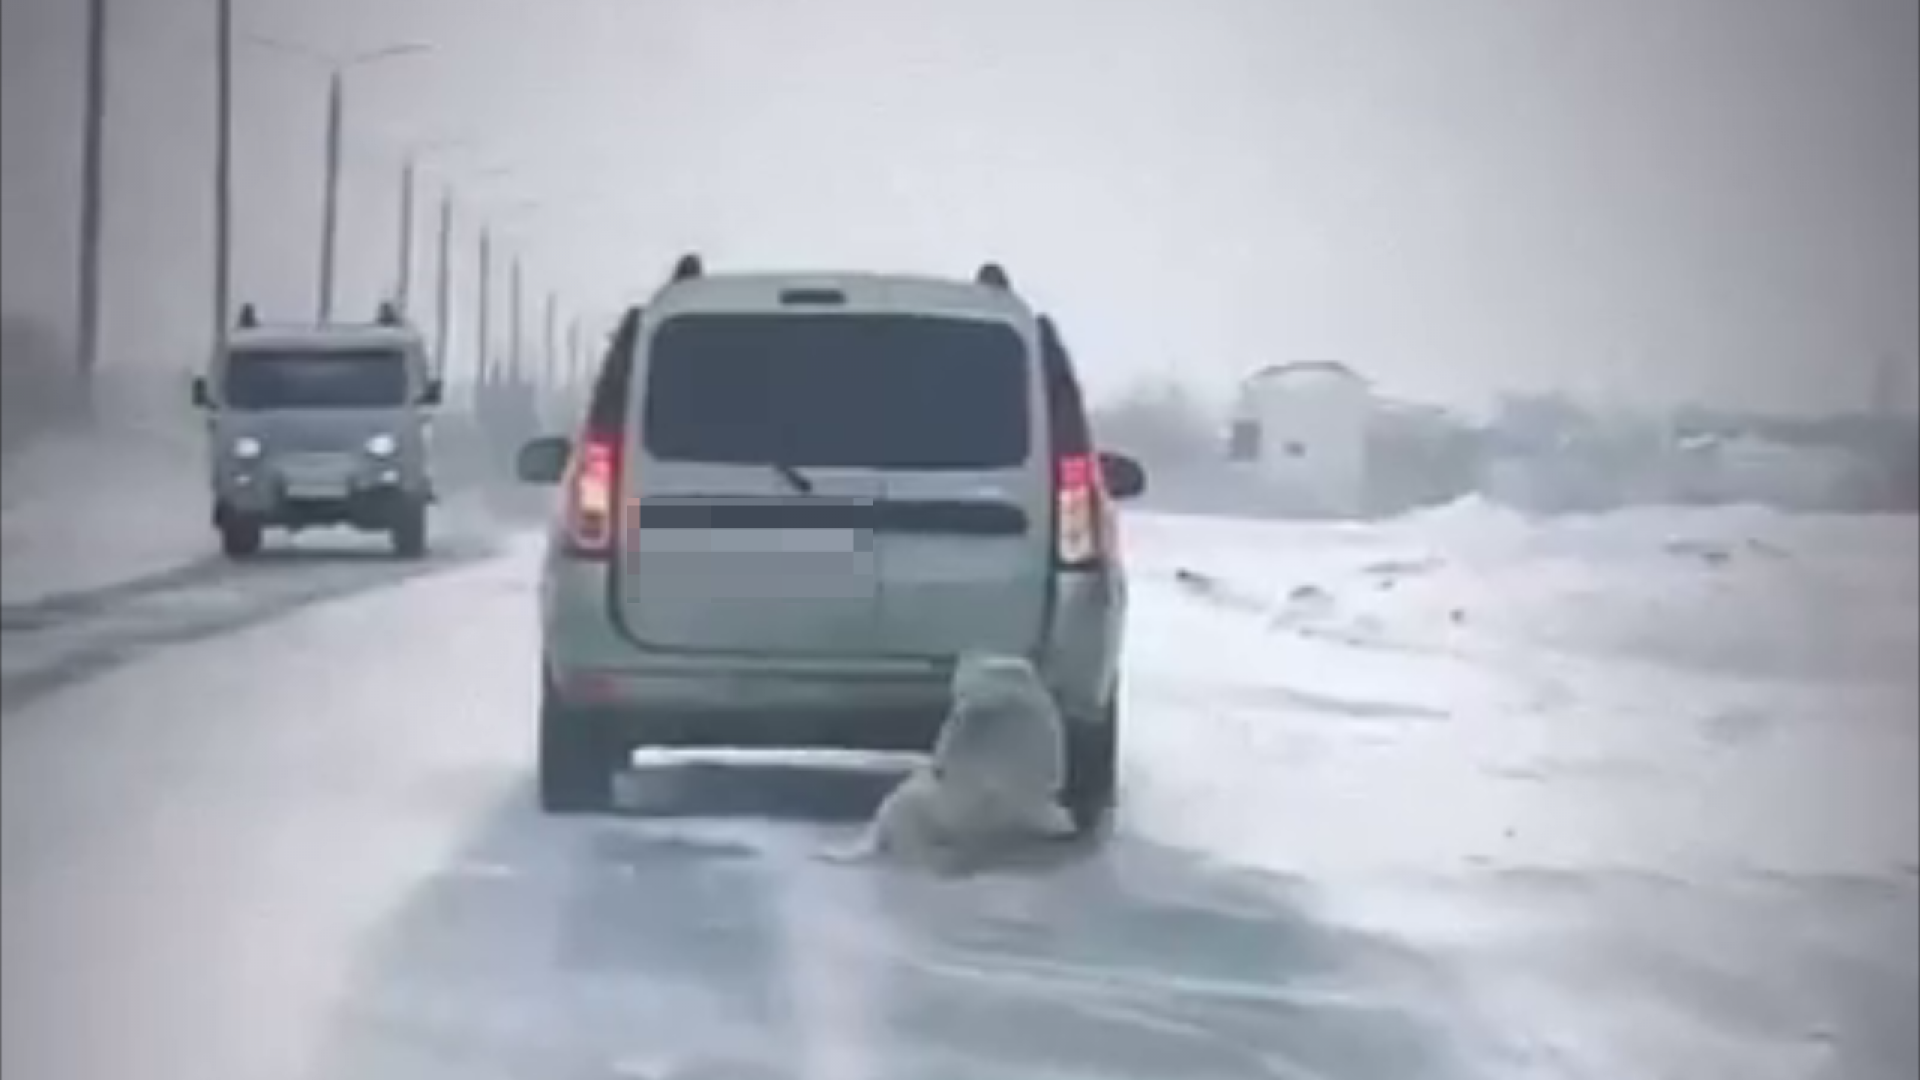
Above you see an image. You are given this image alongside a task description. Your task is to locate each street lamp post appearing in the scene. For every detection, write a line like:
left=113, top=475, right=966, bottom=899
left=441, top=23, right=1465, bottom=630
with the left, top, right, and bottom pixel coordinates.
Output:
left=433, top=188, right=453, bottom=376
left=394, top=154, right=415, bottom=312
left=213, top=0, right=233, bottom=349
left=316, top=69, right=343, bottom=321
left=543, top=290, right=558, bottom=393
left=508, top=254, right=524, bottom=384
left=566, top=313, right=582, bottom=400
left=248, top=36, right=428, bottom=324
left=396, top=138, right=469, bottom=324
left=76, top=0, right=110, bottom=403
left=476, top=225, right=492, bottom=381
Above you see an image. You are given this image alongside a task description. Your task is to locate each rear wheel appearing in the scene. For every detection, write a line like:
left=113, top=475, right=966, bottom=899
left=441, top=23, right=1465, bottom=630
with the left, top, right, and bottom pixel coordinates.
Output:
left=1062, top=695, right=1119, bottom=835
left=219, top=518, right=263, bottom=559
left=390, top=499, right=429, bottom=559
left=538, top=674, right=616, bottom=815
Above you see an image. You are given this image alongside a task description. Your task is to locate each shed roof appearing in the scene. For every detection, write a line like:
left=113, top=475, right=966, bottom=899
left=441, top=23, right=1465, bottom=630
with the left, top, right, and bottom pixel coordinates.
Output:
left=1243, top=361, right=1367, bottom=386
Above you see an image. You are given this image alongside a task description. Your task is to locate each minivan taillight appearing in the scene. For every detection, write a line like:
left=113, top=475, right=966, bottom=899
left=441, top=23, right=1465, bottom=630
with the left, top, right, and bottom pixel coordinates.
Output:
left=1055, top=452, right=1108, bottom=568
left=563, top=434, right=620, bottom=558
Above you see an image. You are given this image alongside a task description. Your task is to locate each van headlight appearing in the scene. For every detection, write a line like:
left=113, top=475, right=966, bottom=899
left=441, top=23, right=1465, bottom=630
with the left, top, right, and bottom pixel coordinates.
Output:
left=365, top=433, right=398, bottom=458
left=232, top=436, right=263, bottom=460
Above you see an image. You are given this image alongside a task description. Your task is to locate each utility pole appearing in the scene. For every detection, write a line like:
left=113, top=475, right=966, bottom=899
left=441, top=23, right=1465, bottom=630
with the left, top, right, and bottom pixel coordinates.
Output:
left=395, top=156, right=416, bottom=314
left=76, top=0, right=110, bottom=404
left=248, top=38, right=425, bottom=326
left=213, top=0, right=233, bottom=348
left=543, top=290, right=558, bottom=392
left=317, top=69, right=343, bottom=322
left=476, top=226, right=491, bottom=381
left=566, top=312, right=582, bottom=391
left=433, top=188, right=452, bottom=376
left=508, top=254, right=523, bottom=384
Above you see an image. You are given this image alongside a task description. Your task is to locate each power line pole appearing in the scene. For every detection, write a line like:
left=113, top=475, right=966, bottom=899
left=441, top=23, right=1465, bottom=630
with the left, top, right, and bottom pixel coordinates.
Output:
left=433, top=187, right=453, bottom=376
left=213, top=0, right=233, bottom=349
left=567, top=313, right=582, bottom=379
left=317, top=68, right=343, bottom=322
left=76, top=0, right=111, bottom=404
left=395, top=156, right=416, bottom=313
left=508, top=253, right=523, bottom=384
left=476, top=225, right=491, bottom=381
left=543, top=290, right=558, bottom=392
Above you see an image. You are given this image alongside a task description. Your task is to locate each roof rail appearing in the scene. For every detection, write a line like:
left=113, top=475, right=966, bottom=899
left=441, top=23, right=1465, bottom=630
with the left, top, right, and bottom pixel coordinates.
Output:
left=671, top=253, right=704, bottom=283
left=236, top=302, right=259, bottom=328
left=975, top=262, right=1013, bottom=291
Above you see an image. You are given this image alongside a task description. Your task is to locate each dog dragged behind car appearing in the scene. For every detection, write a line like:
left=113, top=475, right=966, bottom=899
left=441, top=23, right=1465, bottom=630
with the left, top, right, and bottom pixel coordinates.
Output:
left=825, top=652, right=1093, bottom=877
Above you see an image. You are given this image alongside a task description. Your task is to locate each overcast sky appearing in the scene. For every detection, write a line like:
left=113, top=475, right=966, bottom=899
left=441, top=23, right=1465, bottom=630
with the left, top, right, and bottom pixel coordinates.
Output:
left=3, top=0, right=1915, bottom=413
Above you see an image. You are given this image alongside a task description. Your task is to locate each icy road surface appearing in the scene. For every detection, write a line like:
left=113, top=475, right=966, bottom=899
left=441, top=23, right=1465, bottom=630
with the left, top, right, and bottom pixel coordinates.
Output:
left=2, top=503, right=1915, bottom=1080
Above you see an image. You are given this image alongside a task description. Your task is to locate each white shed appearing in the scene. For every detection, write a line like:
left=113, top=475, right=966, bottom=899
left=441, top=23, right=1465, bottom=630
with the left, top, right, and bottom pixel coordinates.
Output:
left=1227, top=362, right=1372, bottom=517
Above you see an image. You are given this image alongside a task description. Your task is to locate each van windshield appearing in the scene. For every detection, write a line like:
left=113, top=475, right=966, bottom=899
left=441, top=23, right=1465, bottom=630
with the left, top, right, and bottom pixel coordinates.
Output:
left=222, top=349, right=410, bottom=410
left=642, top=313, right=1029, bottom=470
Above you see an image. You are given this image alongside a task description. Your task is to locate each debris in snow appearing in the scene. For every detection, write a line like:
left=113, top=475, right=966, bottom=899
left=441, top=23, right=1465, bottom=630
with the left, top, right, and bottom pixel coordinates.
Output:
left=1173, top=567, right=1223, bottom=594
left=1361, top=556, right=1444, bottom=578
left=1665, top=538, right=1737, bottom=566
left=1281, top=584, right=1336, bottom=617
left=1664, top=536, right=1790, bottom=567
left=1172, top=567, right=1272, bottom=616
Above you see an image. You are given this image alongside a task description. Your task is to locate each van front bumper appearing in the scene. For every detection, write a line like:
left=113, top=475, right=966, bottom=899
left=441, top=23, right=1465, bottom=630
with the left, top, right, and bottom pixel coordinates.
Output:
left=216, top=461, right=429, bottom=529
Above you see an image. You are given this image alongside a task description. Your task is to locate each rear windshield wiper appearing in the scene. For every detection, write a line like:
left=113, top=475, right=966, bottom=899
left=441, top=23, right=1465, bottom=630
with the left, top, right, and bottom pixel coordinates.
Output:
left=772, top=462, right=815, bottom=495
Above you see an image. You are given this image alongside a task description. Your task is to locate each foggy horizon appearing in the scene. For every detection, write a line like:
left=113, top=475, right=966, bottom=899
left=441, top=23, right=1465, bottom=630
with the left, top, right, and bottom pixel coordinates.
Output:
left=4, top=0, right=1916, bottom=415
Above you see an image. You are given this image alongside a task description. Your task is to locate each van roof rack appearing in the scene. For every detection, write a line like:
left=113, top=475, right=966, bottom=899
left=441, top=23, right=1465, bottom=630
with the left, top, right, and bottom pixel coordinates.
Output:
left=671, top=253, right=704, bottom=283
left=975, top=262, right=1013, bottom=291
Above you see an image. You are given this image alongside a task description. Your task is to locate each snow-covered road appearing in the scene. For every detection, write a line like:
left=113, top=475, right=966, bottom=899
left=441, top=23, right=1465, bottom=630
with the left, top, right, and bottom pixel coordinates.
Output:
left=3, top=505, right=1914, bottom=1080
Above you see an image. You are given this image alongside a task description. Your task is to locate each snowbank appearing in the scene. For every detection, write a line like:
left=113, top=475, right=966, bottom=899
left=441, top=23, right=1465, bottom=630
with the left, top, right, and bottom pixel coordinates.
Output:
left=1120, top=500, right=1918, bottom=880
left=1123, top=499, right=1919, bottom=685
left=1, top=378, right=209, bottom=607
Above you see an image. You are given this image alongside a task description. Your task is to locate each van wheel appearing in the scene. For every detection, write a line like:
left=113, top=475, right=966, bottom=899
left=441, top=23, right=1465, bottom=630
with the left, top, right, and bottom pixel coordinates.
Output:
left=539, top=675, right=615, bottom=815
left=219, top=519, right=263, bottom=559
left=390, top=500, right=429, bottom=559
left=1062, top=696, right=1119, bottom=834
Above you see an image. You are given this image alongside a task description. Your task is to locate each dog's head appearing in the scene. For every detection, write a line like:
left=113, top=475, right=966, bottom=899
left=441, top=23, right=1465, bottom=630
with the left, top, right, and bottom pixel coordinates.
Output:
left=933, top=652, right=1066, bottom=800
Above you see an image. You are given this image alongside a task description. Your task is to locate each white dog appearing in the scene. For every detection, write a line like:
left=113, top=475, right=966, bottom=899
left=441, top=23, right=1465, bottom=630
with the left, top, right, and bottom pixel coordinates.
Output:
left=829, top=652, right=1077, bottom=875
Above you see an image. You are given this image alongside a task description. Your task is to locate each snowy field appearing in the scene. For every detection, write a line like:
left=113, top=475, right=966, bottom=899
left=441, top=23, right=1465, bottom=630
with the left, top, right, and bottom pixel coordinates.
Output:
left=2, top=490, right=1914, bottom=1079
left=1, top=409, right=210, bottom=606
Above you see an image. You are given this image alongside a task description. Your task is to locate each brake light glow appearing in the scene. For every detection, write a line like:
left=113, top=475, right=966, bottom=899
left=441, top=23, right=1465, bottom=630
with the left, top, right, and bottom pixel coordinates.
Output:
left=563, top=433, right=619, bottom=557
left=1055, top=451, right=1106, bottom=567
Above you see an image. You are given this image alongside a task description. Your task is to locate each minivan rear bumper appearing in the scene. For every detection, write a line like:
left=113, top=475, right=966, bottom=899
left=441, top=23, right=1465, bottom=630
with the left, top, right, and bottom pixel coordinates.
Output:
left=541, top=552, right=1124, bottom=747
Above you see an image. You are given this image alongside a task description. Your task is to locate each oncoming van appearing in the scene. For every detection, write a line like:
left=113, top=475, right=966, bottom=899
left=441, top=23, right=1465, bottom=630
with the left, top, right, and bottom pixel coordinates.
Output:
left=192, top=304, right=444, bottom=558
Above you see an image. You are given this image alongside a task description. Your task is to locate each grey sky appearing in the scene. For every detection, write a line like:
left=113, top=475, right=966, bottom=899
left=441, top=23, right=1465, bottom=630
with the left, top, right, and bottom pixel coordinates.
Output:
left=4, top=0, right=1915, bottom=413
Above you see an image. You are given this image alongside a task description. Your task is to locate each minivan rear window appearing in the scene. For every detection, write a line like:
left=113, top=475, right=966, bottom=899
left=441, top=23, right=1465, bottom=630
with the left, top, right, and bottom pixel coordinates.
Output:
left=642, top=313, right=1030, bottom=469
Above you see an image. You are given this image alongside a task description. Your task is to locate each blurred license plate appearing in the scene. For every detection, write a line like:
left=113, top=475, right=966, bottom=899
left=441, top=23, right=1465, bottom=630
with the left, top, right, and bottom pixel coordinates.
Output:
left=281, top=455, right=352, bottom=497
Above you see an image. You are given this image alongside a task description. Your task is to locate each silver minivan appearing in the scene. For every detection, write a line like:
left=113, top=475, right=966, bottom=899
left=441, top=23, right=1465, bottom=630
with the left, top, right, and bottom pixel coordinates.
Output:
left=516, top=259, right=1146, bottom=830
left=192, top=304, right=443, bottom=559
